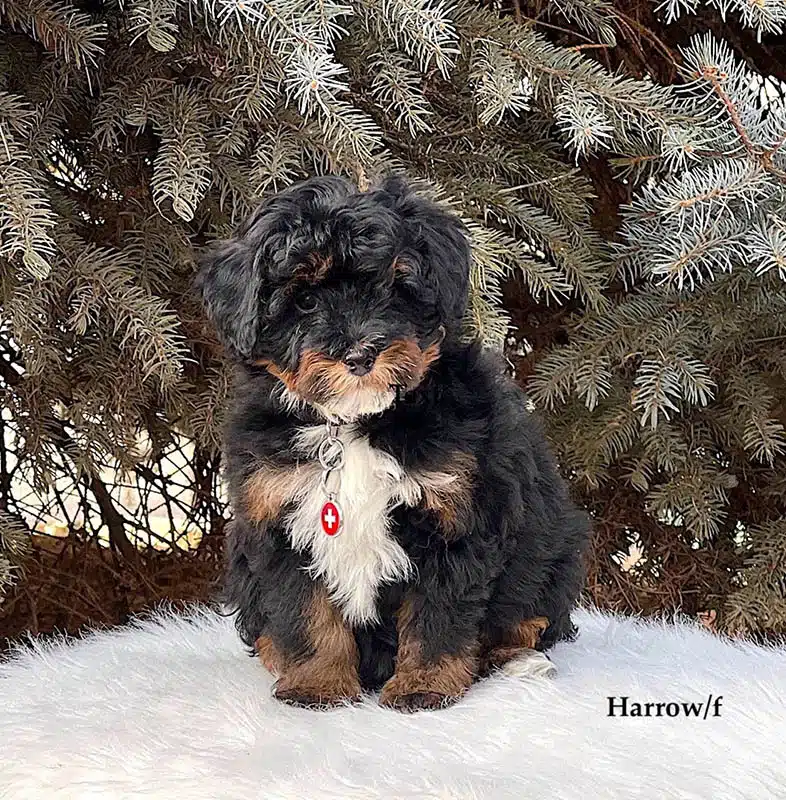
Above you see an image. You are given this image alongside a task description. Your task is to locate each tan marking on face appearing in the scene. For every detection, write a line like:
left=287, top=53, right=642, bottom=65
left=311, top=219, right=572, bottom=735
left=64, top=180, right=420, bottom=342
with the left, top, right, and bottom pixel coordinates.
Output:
left=253, top=359, right=299, bottom=393
left=296, top=349, right=360, bottom=402
left=371, top=338, right=440, bottom=392
left=392, top=255, right=412, bottom=276
left=258, top=586, right=362, bottom=705
left=243, top=460, right=320, bottom=522
left=379, top=596, right=478, bottom=707
left=256, top=338, right=441, bottom=417
left=295, top=252, right=333, bottom=283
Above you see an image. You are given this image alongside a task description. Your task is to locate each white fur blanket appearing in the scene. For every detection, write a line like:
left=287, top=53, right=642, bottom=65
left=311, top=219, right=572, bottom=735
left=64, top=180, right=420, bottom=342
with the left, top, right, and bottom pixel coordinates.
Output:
left=2, top=606, right=785, bottom=799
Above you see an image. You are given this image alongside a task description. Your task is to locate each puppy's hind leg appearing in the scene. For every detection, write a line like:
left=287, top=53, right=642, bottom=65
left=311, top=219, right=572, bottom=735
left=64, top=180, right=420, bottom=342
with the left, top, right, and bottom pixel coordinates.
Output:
left=479, top=539, right=586, bottom=680
left=479, top=617, right=557, bottom=680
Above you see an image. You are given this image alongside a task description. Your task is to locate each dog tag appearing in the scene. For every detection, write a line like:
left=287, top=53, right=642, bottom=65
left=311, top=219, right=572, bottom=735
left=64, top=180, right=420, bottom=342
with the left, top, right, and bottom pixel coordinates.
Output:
left=321, top=499, right=342, bottom=536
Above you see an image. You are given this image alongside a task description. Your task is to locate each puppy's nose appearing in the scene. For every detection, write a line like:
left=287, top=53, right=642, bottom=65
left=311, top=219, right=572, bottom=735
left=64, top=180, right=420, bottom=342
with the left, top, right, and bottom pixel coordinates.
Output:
left=343, top=348, right=377, bottom=376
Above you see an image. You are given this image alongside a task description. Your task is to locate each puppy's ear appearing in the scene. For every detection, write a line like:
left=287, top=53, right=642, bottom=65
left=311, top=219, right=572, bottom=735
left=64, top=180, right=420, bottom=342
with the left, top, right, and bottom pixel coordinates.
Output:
left=378, top=176, right=471, bottom=333
left=196, top=175, right=356, bottom=358
left=195, top=234, right=263, bottom=360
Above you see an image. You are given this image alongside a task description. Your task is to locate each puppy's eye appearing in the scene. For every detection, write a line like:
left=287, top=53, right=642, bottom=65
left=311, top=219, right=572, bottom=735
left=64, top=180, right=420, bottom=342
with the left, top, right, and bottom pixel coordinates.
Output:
left=294, top=291, right=318, bottom=313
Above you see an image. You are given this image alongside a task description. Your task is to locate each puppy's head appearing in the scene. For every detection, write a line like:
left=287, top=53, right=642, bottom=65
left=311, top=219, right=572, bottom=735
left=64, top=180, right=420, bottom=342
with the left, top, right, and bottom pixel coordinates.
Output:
left=196, top=175, right=470, bottom=421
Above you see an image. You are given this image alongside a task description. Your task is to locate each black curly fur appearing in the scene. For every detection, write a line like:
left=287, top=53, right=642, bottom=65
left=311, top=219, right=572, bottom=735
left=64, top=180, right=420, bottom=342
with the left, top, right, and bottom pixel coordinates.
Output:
left=197, top=175, right=591, bottom=691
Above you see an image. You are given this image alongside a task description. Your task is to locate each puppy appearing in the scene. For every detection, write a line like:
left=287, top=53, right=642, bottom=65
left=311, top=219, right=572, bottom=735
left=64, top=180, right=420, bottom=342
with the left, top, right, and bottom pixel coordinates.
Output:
left=197, top=175, right=591, bottom=712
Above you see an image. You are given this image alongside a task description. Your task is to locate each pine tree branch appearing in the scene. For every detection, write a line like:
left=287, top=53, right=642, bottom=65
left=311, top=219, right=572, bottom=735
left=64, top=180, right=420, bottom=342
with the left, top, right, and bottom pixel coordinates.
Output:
left=614, top=10, right=680, bottom=69
left=82, top=472, right=137, bottom=561
left=0, top=356, right=137, bottom=560
left=0, top=0, right=106, bottom=68
left=459, top=6, right=681, bottom=130
left=705, top=71, right=755, bottom=155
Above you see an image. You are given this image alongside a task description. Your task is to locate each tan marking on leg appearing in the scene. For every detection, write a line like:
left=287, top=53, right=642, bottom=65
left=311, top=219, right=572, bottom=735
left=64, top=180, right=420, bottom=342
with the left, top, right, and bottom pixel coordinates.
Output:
left=242, top=461, right=319, bottom=522
left=265, top=586, right=362, bottom=708
left=380, top=597, right=477, bottom=712
left=255, top=635, right=290, bottom=675
left=479, top=616, right=550, bottom=673
left=513, top=616, right=550, bottom=648
left=413, top=451, right=477, bottom=539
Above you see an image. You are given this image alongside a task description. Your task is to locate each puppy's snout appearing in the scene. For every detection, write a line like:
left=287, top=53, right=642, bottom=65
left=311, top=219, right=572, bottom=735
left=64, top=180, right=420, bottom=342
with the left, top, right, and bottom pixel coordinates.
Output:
left=343, top=346, right=377, bottom=376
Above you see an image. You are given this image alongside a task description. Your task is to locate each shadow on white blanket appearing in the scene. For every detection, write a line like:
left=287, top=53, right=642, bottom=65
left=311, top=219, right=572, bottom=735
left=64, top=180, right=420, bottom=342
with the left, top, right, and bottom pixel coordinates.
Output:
left=2, top=606, right=785, bottom=799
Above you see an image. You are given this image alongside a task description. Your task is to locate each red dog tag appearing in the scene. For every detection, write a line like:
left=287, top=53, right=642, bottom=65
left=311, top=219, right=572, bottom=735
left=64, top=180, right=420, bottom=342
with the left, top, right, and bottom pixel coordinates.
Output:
left=321, top=500, right=342, bottom=536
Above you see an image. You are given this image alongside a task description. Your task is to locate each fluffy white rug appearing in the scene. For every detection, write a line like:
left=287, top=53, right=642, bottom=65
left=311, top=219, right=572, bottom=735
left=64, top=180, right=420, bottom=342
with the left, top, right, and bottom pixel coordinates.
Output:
left=2, top=606, right=785, bottom=800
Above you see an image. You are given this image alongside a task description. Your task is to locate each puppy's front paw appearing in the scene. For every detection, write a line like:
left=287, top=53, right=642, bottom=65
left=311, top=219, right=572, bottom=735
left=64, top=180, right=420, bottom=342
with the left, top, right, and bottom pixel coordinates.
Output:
left=379, top=686, right=461, bottom=712
left=379, top=670, right=469, bottom=713
left=274, top=678, right=361, bottom=710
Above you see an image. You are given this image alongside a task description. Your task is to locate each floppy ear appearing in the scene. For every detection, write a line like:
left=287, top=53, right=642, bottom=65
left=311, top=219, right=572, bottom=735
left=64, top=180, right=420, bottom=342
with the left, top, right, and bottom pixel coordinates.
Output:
left=377, top=176, right=471, bottom=333
left=195, top=234, right=264, bottom=360
left=196, top=175, right=357, bottom=359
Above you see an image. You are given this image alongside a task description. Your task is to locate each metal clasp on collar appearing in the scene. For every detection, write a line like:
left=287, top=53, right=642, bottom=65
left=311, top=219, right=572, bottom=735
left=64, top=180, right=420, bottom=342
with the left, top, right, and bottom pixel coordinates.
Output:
left=318, top=423, right=345, bottom=471
left=318, top=422, right=344, bottom=536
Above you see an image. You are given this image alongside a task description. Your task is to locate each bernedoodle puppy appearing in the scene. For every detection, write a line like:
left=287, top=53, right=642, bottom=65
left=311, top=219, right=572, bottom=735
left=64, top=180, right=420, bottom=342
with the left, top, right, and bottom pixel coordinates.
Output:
left=197, top=175, right=591, bottom=712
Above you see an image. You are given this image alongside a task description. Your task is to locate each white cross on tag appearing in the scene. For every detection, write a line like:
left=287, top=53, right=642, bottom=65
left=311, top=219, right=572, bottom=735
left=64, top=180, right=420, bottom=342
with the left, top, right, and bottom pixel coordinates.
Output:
left=321, top=500, right=342, bottom=536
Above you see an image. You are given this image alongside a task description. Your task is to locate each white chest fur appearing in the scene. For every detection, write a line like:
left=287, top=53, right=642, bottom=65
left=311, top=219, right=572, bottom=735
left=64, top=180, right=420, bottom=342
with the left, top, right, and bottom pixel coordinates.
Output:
left=284, top=425, right=421, bottom=627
